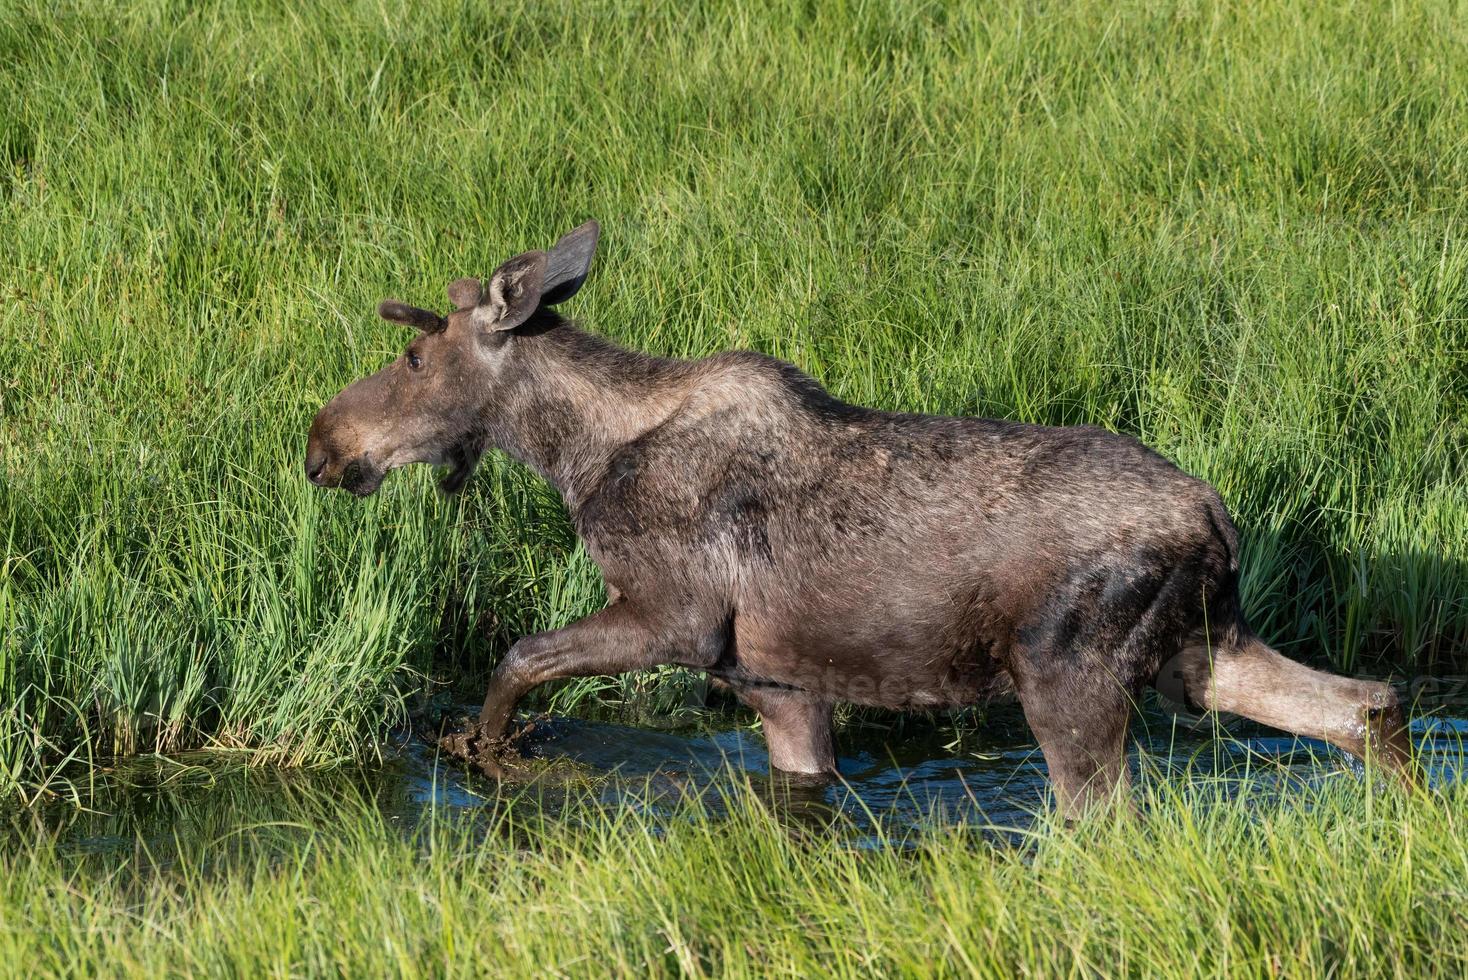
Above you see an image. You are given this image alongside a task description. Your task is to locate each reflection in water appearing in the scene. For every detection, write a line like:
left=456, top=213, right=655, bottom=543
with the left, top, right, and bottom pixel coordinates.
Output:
left=8, top=697, right=1464, bottom=869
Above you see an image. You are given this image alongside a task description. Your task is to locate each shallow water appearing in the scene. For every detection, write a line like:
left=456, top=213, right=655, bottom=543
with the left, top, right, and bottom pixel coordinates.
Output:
left=11, top=694, right=1464, bottom=866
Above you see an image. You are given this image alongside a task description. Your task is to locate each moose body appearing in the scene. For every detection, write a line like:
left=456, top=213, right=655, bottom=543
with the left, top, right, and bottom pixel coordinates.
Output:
left=306, top=222, right=1412, bottom=814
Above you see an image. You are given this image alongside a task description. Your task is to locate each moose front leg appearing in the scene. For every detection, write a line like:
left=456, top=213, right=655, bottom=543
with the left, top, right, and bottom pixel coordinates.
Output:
left=728, top=683, right=836, bottom=776
left=475, top=601, right=721, bottom=740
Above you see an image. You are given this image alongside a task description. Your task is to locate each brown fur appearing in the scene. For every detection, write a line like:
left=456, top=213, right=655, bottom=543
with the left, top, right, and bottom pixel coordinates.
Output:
left=306, top=222, right=1414, bottom=816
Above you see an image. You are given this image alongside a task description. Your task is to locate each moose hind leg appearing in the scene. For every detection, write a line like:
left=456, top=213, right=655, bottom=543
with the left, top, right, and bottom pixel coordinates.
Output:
left=732, top=684, right=836, bottom=776
left=1015, top=668, right=1135, bottom=819
left=1159, top=636, right=1414, bottom=781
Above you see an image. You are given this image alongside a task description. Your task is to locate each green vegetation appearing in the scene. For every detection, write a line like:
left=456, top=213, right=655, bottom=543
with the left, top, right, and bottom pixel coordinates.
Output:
left=0, top=769, right=1464, bottom=978
left=2, top=0, right=1466, bottom=798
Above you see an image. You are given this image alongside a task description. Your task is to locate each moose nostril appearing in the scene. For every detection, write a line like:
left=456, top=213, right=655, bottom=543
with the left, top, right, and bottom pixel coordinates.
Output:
left=305, top=450, right=330, bottom=485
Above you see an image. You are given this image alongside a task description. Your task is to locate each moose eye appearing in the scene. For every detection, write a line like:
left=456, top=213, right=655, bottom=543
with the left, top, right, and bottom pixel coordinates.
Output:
left=407, top=352, right=423, bottom=371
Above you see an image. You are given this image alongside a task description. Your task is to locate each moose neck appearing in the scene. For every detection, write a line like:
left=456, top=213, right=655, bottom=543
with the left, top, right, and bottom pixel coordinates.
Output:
left=487, top=314, right=691, bottom=509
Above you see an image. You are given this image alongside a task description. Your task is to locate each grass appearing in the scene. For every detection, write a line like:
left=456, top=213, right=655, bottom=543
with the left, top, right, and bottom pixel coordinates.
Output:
left=2, top=0, right=1467, bottom=797
left=1, top=768, right=1465, bottom=978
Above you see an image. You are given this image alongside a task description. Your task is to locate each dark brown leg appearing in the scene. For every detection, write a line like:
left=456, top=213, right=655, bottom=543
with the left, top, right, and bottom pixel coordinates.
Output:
left=476, top=601, right=721, bottom=738
left=1014, top=668, right=1135, bottom=819
left=1159, top=636, right=1414, bottom=781
left=732, top=684, right=836, bottom=775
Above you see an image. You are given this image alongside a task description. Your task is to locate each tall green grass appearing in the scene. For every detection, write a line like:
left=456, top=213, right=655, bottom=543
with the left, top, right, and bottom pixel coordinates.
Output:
left=2, top=772, right=1465, bottom=977
left=2, top=0, right=1466, bottom=797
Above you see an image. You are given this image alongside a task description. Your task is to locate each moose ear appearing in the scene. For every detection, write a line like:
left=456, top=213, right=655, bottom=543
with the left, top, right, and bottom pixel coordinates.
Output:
left=378, top=301, right=446, bottom=332
left=446, top=277, right=482, bottom=310
left=540, top=220, right=599, bottom=306
left=473, top=250, right=548, bottom=332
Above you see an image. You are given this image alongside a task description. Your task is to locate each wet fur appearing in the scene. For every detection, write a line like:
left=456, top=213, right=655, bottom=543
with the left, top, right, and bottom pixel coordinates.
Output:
left=491, top=317, right=1237, bottom=711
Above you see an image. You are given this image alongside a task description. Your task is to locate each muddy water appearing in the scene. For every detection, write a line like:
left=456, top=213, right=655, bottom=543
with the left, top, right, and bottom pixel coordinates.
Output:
left=11, top=697, right=1466, bottom=864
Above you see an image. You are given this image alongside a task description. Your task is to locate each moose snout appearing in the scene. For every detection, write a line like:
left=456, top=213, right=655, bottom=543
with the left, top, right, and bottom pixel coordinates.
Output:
left=304, top=417, right=340, bottom=488
left=304, top=411, right=386, bottom=496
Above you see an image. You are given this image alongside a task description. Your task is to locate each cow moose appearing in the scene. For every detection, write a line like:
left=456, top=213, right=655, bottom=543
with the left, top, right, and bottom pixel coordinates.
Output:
left=305, top=221, right=1414, bottom=816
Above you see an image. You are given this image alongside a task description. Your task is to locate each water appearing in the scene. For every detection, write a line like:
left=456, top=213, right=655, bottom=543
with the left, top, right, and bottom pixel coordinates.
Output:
left=11, top=693, right=1463, bottom=867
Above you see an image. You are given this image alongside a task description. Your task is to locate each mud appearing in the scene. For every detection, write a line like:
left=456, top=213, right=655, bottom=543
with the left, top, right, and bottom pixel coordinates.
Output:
left=438, top=714, right=602, bottom=786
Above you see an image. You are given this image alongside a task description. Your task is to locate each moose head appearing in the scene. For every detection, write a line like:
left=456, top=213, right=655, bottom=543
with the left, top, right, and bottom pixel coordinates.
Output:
left=304, top=221, right=599, bottom=496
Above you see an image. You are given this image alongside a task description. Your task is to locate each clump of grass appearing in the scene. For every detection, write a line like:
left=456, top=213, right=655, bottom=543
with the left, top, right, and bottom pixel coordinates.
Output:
left=1, top=770, right=1464, bottom=977
left=2, top=0, right=1466, bottom=797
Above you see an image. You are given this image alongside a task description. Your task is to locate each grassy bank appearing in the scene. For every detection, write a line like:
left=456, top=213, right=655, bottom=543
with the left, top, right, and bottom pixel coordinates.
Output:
left=3, top=0, right=1467, bottom=796
left=1, top=774, right=1465, bottom=977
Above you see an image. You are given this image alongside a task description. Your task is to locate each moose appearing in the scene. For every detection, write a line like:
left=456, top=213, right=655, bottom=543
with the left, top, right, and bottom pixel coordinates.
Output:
left=305, top=221, right=1414, bottom=815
